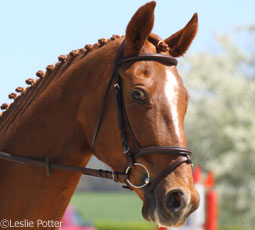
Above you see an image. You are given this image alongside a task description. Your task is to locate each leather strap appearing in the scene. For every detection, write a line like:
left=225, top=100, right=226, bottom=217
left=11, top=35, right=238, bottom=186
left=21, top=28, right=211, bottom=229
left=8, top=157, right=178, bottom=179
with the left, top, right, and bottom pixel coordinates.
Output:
left=91, top=73, right=115, bottom=153
left=134, top=146, right=192, bottom=160
left=117, top=53, right=178, bottom=66
left=114, top=83, right=134, bottom=167
left=147, top=155, right=192, bottom=193
left=0, top=151, right=128, bottom=181
left=91, top=40, right=126, bottom=153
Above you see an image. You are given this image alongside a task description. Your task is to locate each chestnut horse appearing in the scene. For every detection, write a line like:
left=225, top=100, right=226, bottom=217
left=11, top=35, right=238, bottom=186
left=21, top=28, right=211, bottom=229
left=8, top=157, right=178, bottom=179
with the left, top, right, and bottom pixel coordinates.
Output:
left=0, top=1, right=199, bottom=228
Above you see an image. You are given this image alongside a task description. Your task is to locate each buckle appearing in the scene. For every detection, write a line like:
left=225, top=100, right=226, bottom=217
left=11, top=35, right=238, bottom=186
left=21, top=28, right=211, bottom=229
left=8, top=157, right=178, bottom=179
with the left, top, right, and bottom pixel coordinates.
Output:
left=114, top=83, right=120, bottom=89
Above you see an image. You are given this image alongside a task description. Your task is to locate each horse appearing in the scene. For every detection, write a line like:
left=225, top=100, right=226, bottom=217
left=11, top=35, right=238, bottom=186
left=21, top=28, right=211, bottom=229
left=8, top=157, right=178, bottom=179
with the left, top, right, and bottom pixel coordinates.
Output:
left=0, top=1, right=199, bottom=229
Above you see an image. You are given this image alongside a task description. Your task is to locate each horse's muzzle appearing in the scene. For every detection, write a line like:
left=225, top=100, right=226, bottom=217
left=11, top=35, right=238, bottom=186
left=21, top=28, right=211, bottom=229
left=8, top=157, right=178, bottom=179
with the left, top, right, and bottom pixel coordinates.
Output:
left=142, top=186, right=200, bottom=228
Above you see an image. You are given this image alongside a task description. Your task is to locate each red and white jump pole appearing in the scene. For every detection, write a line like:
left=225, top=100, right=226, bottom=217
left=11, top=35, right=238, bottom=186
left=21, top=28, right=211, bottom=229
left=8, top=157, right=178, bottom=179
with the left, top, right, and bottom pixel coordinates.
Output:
left=204, top=171, right=218, bottom=230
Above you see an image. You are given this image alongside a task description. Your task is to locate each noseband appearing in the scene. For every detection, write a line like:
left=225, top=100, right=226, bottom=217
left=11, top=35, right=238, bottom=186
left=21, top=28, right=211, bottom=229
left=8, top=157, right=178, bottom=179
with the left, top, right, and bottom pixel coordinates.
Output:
left=0, top=39, right=192, bottom=193
left=92, top=40, right=192, bottom=191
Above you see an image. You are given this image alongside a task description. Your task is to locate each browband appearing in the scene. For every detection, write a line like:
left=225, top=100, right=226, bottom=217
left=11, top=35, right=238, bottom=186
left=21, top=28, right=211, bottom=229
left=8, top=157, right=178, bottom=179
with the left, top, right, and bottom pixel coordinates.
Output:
left=117, top=53, right=178, bottom=66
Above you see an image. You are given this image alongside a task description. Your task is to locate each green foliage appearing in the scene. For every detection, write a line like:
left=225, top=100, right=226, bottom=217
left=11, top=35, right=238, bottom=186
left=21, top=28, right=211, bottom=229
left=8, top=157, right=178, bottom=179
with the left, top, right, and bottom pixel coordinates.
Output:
left=95, top=221, right=155, bottom=230
left=182, top=31, right=255, bottom=227
left=70, top=192, right=154, bottom=226
left=219, top=226, right=255, bottom=230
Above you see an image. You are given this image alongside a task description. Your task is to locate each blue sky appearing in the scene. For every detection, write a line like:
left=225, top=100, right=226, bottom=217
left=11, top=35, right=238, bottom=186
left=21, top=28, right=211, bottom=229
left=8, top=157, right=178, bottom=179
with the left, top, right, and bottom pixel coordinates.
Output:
left=0, top=0, right=254, bottom=103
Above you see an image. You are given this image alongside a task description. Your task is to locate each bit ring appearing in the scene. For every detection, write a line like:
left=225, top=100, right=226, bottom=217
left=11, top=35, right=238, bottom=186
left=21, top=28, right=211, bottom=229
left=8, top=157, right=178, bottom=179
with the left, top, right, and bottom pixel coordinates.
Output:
left=125, top=163, right=150, bottom=189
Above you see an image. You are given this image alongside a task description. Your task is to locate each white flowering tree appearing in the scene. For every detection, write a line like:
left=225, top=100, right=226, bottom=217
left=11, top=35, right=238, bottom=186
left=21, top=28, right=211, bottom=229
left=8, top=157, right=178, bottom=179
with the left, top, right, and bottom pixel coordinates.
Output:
left=183, top=29, right=255, bottom=228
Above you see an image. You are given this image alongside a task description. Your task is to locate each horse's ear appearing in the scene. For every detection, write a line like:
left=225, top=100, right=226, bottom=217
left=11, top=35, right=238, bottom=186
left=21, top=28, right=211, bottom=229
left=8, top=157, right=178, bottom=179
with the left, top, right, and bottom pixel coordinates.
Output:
left=165, top=13, right=198, bottom=57
left=124, top=1, right=156, bottom=56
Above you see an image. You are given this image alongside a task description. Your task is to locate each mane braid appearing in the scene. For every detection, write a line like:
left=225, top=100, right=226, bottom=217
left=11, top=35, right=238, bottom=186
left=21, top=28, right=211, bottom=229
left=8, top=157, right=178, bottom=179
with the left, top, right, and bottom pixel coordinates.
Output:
left=148, top=33, right=169, bottom=53
left=0, top=35, right=121, bottom=132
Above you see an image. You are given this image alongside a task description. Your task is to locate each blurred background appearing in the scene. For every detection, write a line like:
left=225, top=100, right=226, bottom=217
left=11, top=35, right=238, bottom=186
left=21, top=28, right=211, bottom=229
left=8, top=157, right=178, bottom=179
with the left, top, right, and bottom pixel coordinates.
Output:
left=0, top=1, right=254, bottom=230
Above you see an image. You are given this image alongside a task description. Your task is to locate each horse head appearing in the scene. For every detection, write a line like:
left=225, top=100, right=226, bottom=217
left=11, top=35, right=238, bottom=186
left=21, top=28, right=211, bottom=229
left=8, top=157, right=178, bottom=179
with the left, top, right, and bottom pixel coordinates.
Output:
left=90, top=1, right=200, bottom=227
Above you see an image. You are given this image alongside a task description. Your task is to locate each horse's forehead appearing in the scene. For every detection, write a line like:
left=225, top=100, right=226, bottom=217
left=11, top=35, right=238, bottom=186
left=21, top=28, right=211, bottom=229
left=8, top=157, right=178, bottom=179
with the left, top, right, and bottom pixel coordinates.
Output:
left=124, top=63, right=180, bottom=96
left=123, top=39, right=181, bottom=89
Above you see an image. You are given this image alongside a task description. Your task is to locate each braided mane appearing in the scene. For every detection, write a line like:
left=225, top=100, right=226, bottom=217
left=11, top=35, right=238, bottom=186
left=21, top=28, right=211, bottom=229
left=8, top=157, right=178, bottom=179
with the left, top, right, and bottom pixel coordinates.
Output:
left=0, top=35, right=124, bottom=132
left=0, top=34, right=166, bottom=132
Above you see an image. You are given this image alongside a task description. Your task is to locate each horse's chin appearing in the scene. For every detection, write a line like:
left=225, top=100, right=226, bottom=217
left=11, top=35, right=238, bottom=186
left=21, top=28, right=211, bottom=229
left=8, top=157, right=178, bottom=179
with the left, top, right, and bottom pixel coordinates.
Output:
left=142, top=191, right=156, bottom=222
left=141, top=191, right=187, bottom=228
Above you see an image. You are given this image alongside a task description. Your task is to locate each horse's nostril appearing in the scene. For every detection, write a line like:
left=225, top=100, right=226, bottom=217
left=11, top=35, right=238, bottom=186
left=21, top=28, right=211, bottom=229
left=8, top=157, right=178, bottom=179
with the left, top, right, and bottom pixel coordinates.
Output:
left=166, top=190, right=185, bottom=214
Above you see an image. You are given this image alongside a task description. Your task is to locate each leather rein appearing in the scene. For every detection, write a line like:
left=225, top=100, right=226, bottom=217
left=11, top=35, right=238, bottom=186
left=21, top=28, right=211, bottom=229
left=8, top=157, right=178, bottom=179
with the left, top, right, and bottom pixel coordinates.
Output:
left=0, top=40, right=192, bottom=192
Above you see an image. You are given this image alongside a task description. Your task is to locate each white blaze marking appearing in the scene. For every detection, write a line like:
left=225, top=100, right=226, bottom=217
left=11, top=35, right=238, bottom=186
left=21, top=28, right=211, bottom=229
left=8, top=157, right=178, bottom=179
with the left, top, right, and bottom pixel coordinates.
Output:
left=164, top=69, right=181, bottom=139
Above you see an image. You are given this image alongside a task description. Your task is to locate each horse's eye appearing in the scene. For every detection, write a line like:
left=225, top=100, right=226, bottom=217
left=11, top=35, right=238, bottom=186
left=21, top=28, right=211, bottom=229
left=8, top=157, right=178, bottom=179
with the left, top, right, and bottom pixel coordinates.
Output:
left=130, top=88, right=148, bottom=104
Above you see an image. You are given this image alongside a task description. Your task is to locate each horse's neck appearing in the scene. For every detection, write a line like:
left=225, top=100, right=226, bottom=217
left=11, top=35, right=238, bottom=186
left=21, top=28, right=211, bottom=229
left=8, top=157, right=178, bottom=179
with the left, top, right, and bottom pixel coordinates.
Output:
left=0, top=39, right=121, bottom=222
left=0, top=53, right=80, bottom=133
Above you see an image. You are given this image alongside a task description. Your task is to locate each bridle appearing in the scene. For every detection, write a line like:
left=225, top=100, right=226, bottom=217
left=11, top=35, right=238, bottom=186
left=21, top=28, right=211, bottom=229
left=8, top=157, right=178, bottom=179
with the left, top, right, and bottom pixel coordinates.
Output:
left=0, top=39, right=192, bottom=192
left=91, top=40, right=192, bottom=191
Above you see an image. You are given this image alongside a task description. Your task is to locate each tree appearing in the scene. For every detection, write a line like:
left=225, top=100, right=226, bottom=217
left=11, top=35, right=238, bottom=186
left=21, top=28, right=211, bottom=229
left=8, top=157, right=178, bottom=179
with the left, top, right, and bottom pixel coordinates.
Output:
left=183, top=30, right=255, bottom=228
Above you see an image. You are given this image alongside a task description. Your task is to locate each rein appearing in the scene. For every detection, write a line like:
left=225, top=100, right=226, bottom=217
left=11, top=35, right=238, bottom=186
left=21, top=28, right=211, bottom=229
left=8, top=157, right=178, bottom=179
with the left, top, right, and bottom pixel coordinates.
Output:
left=0, top=39, right=192, bottom=192
left=0, top=151, right=128, bottom=181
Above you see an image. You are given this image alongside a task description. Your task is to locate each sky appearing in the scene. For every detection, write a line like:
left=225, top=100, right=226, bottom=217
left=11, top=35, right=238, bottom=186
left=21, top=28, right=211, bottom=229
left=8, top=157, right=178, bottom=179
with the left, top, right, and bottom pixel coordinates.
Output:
left=0, top=0, right=254, bottom=103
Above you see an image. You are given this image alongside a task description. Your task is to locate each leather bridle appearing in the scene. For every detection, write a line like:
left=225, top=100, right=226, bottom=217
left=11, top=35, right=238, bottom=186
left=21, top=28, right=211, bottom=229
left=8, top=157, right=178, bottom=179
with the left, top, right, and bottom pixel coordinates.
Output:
left=0, top=39, right=192, bottom=193
left=91, top=40, right=192, bottom=191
